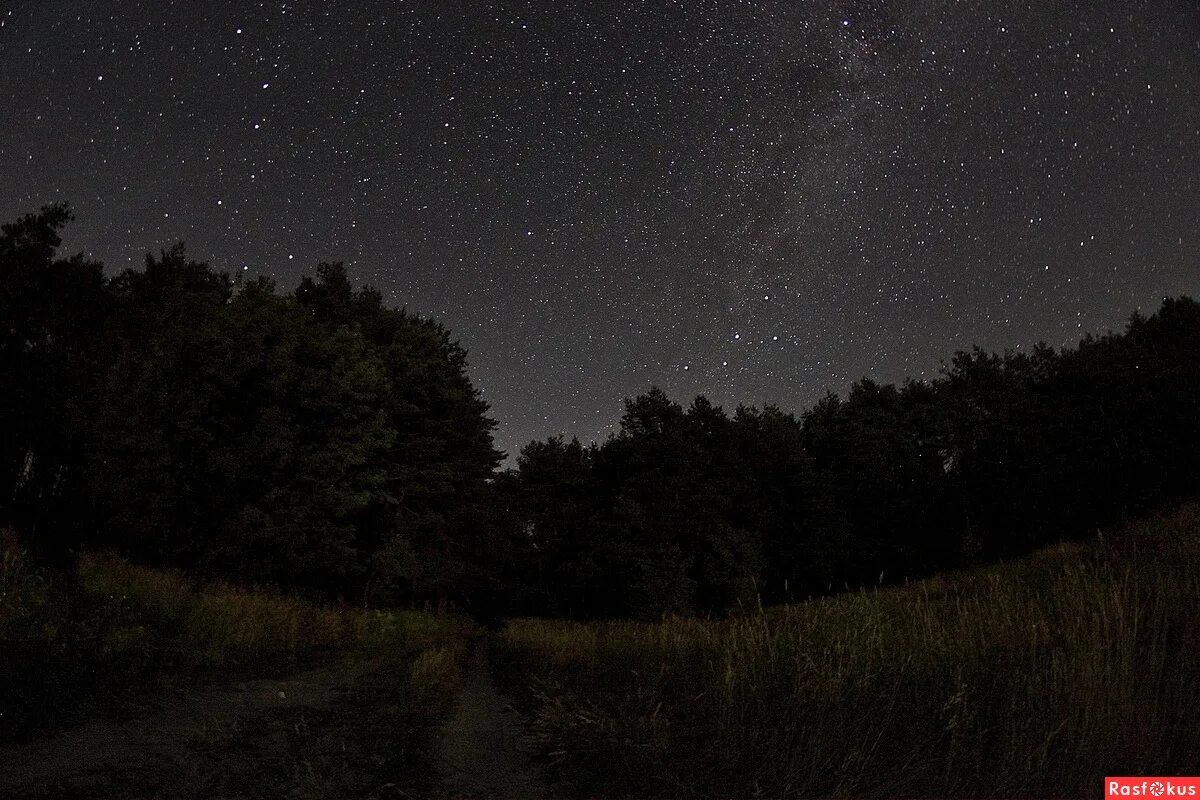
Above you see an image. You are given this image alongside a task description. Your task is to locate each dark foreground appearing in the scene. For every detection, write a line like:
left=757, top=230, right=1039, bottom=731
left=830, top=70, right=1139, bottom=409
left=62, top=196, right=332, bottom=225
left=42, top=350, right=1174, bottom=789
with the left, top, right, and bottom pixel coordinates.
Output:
left=0, top=652, right=445, bottom=800
left=4, top=506, right=1199, bottom=799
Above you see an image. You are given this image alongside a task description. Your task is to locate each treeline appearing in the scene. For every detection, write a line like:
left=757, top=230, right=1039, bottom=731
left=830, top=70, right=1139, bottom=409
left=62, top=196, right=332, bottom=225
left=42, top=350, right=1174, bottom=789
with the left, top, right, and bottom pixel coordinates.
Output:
left=4, top=206, right=1200, bottom=619
left=499, top=300, right=1200, bottom=617
left=1, top=205, right=502, bottom=604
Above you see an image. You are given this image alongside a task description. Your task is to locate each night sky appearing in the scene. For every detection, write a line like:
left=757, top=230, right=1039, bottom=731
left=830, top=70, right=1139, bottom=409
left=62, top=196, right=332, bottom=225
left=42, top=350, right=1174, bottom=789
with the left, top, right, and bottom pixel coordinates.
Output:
left=2, top=2, right=1198, bottom=459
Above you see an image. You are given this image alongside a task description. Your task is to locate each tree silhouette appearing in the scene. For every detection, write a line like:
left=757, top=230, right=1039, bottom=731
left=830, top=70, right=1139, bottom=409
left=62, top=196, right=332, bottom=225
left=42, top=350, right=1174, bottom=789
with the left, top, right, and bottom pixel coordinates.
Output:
left=3, top=206, right=1200, bottom=619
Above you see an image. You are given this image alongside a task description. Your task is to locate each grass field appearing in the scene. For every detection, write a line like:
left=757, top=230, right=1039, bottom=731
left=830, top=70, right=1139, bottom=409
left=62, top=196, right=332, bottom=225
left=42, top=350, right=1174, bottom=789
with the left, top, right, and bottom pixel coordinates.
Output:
left=496, top=506, right=1200, bottom=798
left=6, top=508, right=1198, bottom=797
left=0, top=536, right=471, bottom=743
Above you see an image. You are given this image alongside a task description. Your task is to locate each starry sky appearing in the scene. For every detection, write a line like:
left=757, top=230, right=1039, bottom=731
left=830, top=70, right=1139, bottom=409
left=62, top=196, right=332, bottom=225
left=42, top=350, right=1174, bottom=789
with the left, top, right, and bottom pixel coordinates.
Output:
left=2, top=1, right=1198, bottom=458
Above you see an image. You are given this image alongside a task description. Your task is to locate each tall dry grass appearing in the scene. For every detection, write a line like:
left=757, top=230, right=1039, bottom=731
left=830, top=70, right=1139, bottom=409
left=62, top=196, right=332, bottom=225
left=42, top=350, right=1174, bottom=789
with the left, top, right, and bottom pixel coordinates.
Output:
left=497, top=506, right=1200, bottom=798
left=77, top=553, right=463, bottom=667
left=1, top=542, right=470, bottom=740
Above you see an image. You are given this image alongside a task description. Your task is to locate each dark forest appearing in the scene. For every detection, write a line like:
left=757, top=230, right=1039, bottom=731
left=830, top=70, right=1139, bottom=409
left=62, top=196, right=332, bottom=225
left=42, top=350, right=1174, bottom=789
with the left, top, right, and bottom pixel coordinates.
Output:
left=5, top=205, right=1199, bottom=619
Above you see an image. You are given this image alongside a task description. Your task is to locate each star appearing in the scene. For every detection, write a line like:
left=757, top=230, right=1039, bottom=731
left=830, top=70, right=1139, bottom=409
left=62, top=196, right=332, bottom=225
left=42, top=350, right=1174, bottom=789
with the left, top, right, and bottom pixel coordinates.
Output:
left=0, top=1, right=1193, bottom=456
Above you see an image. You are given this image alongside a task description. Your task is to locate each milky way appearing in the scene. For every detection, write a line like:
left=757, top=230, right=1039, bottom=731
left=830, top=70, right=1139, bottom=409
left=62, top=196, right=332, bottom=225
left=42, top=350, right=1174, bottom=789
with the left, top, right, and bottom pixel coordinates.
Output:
left=2, top=1, right=1198, bottom=458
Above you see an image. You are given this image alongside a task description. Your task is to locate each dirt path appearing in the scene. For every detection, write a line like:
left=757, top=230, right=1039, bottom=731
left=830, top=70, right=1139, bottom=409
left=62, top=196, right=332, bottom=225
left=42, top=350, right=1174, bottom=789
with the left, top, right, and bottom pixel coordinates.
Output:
left=0, top=653, right=441, bottom=799
left=439, top=638, right=549, bottom=799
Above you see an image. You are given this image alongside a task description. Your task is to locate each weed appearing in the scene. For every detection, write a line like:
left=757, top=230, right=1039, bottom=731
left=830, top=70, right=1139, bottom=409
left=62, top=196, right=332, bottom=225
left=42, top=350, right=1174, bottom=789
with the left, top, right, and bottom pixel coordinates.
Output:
left=498, top=506, right=1200, bottom=798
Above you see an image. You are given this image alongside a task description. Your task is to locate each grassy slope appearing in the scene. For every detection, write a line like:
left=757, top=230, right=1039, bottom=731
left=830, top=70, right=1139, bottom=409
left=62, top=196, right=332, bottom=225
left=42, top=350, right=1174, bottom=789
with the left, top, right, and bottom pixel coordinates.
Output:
left=1, top=542, right=472, bottom=748
left=496, top=506, right=1200, bottom=798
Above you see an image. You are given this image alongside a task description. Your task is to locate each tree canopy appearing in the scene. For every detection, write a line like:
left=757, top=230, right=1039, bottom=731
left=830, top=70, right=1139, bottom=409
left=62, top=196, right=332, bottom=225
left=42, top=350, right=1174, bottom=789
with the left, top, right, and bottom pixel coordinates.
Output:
left=0, top=205, right=501, bottom=605
left=4, top=205, right=1199, bottom=619
left=500, top=301, right=1200, bottom=618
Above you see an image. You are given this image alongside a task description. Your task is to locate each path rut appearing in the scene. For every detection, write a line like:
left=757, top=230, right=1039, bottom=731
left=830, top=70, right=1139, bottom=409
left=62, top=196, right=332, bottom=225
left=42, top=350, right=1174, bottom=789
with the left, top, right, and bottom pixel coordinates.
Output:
left=0, top=653, right=438, bottom=799
left=439, top=638, right=549, bottom=799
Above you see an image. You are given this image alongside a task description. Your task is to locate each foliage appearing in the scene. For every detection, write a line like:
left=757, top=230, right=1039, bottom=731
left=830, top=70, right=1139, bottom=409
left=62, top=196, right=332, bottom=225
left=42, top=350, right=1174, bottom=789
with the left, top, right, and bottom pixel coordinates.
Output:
left=501, top=297, right=1200, bottom=617
left=4, top=205, right=1200, bottom=623
left=0, top=206, right=501, bottom=604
